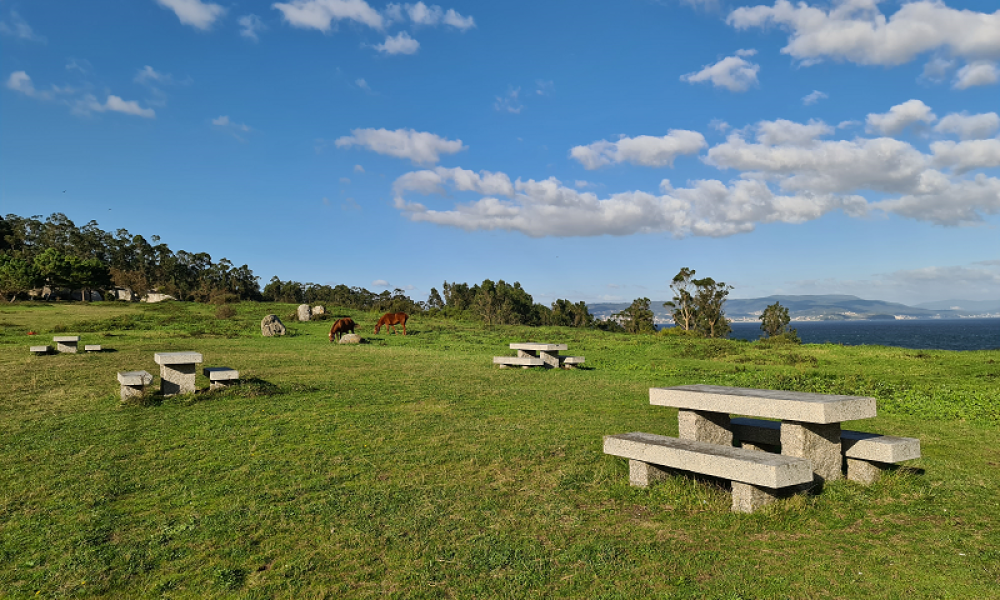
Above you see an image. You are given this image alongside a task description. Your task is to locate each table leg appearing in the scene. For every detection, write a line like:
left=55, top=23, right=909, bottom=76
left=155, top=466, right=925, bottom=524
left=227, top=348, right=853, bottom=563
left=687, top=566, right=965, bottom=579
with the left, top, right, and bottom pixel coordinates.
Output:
left=677, top=410, right=733, bottom=446
left=538, top=351, right=561, bottom=369
left=781, top=421, right=843, bottom=482
left=629, top=460, right=670, bottom=487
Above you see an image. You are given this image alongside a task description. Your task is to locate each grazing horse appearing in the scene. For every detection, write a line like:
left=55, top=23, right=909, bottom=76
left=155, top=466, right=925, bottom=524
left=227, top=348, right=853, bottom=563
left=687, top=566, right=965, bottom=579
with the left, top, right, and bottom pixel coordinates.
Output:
left=375, top=312, right=408, bottom=335
left=329, top=317, right=356, bottom=341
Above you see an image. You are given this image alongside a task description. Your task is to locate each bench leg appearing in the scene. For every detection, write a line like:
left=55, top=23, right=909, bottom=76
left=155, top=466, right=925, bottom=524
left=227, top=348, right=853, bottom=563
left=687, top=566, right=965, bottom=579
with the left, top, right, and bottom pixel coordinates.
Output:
left=847, top=458, right=896, bottom=484
left=678, top=410, right=733, bottom=446
left=782, top=421, right=843, bottom=483
left=56, top=342, right=78, bottom=354
left=731, top=482, right=780, bottom=513
left=120, top=384, right=145, bottom=402
left=629, top=460, right=670, bottom=488
left=538, top=351, right=561, bottom=369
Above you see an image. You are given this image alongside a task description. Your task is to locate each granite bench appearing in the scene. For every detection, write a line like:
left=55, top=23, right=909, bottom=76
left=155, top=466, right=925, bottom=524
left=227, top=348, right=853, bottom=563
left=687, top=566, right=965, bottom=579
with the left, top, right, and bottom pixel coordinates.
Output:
left=730, top=417, right=921, bottom=484
left=203, top=367, right=240, bottom=390
left=604, top=432, right=814, bottom=513
left=53, top=336, right=80, bottom=353
left=154, top=351, right=203, bottom=396
left=30, top=345, right=51, bottom=356
left=85, top=345, right=102, bottom=353
left=117, top=370, right=153, bottom=401
left=493, top=356, right=545, bottom=369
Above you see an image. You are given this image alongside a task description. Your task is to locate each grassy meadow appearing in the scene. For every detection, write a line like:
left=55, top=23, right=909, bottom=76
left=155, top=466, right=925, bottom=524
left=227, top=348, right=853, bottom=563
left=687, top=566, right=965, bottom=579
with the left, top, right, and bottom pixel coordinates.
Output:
left=1, top=301, right=998, bottom=599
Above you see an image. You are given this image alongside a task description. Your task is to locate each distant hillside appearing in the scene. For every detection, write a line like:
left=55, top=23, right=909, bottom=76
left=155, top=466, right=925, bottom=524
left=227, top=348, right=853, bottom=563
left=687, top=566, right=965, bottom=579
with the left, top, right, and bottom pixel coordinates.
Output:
left=914, top=299, right=1000, bottom=313
left=587, top=294, right=1000, bottom=323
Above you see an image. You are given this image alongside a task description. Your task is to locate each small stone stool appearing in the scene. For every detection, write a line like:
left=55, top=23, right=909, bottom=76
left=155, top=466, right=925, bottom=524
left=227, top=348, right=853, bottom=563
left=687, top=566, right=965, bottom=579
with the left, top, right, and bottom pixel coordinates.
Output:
left=53, top=336, right=80, bottom=353
left=203, top=367, right=239, bottom=390
left=30, top=345, right=51, bottom=356
left=154, top=351, right=203, bottom=396
left=118, top=370, right=153, bottom=401
left=85, top=345, right=102, bottom=353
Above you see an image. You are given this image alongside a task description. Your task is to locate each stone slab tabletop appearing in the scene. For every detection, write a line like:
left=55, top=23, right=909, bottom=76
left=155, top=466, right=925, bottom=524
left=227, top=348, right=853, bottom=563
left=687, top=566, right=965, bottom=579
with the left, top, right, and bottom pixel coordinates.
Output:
left=118, top=370, right=153, bottom=386
left=203, top=367, right=239, bottom=381
left=53, top=336, right=80, bottom=342
left=650, top=384, right=877, bottom=424
left=154, top=351, right=204, bottom=365
left=509, top=343, right=568, bottom=352
left=604, top=432, right=813, bottom=489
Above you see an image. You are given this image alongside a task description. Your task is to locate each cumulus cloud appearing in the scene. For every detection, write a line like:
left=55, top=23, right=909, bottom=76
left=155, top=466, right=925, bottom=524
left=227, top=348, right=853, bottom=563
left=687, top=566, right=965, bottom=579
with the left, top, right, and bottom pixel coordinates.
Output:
left=335, top=128, right=466, bottom=165
left=401, top=2, right=474, bottom=30
left=934, top=112, right=1000, bottom=140
left=155, top=0, right=225, bottom=30
left=239, top=14, right=267, bottom=41
left=272, top=0, right=384, bottom=31
left=727, top=1, right=1000, bottom=67
left=920, top=57, right=956, bottom=84
left=931, top=139, right=1000, bottom=174
left=442, top=8, right=475, bottom=30
left=865, top=99, right=937, bottom=136
left=681, top=51, right=760, bottom=92
left=953, top=61, right=1000, bottom=89
left=372, top=279, right=390, bottom=287
left=0, top=10, right=45, bottom=42
left=802, top=90, right=827, bottom=105
left=76, top=94, right=156, bottom=118
left=356, top=78, right=372, bottom=92
left=375, top=31, right=419, bottom=54
left=569, top=130, right=707, bottom=170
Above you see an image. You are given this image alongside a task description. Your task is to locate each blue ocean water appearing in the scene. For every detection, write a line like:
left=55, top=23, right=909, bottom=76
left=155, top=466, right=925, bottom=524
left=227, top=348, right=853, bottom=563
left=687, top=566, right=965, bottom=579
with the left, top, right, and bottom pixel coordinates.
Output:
left=723, top=318, right=1000, bottom=351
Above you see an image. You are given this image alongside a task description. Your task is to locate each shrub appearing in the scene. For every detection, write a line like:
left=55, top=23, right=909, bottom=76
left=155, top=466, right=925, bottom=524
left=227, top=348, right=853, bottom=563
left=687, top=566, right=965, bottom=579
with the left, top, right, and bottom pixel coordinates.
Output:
left=215, top=305, right=236, bottom=319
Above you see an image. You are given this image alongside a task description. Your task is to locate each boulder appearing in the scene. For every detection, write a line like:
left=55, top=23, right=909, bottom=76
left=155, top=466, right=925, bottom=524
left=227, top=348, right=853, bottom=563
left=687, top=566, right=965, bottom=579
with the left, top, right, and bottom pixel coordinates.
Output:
left=261, top=314, right=286, bottom=337
left=297, top=304, right=312, bottom=322
left=312, top=305, right=326, bottom=316
left=142, top=292, right=176, bottom=303
left=338, top=333, right=362, bottom=344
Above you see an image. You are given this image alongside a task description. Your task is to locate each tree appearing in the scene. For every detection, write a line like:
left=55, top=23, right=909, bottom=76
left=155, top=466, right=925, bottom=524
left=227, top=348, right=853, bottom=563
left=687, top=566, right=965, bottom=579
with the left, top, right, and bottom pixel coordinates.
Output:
left=692, top=277, right=732, bottom=338
left=614, top=297, right=656, bottom=334
left=759, top=302, right=791, bottom=338
left=427, top=287, right=444, bottom=309
left=0, top=254, right=42, bottom=302
left=665, top=267, right=697, bottom=331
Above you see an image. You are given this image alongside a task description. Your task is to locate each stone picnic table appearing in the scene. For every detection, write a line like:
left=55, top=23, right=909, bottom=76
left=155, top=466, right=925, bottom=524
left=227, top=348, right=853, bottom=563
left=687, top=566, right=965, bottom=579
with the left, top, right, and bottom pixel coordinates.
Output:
left=154, top=351, right=203, bottom=396
left=493, top=343, right=585, bottom=370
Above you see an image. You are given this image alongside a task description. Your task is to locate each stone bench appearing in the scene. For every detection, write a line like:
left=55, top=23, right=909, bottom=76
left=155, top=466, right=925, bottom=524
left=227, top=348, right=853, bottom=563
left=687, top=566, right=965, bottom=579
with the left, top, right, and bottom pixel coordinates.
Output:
left=730, top=417, right=921, bottom=484
left=604, top=432, right=814, bottom=513
left=203, top=367, right=240, bottom=390
left=561, top=356, right=585, bottom=369
left=53, top=336, right=80, bottom=353
left=117, top=370, right=153, bottom=401
left=30, top=345, right=51, bottom=356
left=493, top=356, right=545, bottom=369
left=85, top=345, right=102, bottom=353
left=154, top=352, right=203, bottom=396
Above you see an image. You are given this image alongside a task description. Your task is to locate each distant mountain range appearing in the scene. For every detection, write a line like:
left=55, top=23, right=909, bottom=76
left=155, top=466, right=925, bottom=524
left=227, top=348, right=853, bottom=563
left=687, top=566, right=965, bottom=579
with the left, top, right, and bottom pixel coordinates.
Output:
left=588, top=295, right=1000, bottom=323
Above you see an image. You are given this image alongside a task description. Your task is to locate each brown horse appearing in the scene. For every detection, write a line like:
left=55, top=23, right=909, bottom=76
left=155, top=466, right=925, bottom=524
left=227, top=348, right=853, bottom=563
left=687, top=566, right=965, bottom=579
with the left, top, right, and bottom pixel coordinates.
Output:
left=374, top=312, right=407, bottom=335
left=329, top=317, right=356, bottom=341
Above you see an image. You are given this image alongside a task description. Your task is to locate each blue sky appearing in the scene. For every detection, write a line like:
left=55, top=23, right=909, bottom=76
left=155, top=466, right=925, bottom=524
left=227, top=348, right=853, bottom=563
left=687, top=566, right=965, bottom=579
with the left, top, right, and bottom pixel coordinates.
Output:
left=2, top=0, right=999, bottom=305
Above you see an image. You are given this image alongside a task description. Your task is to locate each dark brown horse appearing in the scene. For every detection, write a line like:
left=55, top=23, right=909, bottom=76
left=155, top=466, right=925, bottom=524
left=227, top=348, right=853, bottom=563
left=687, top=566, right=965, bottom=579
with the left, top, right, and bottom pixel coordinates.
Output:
left=374, top=312, right=407, bottom=335
left=329, top=317, right=356, bottom=341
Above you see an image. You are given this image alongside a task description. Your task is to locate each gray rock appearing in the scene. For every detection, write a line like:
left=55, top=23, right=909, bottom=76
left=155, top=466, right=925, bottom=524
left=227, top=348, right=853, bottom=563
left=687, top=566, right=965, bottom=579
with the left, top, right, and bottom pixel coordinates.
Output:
left=261, top=314, right=286, bottom=337
left=338, top=333, right=362, bottom=344
left=312, top=305, right=326, bottom=316
left=297, top=304, right=312, bottom=321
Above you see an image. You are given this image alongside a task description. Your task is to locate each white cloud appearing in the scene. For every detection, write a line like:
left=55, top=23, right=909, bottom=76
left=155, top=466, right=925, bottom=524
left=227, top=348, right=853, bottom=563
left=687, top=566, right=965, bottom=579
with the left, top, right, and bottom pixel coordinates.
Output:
left=874, top=174, right=1000, bottom=225
left=931, top=139, right=1000, bottom=174
left=6, top=71, right=44, bottom=98
left=356, top=78, right=372, bottom=92
left=375, top=31, right=419, bottom=55
left=354, top=164, right=365, bottom=173
left=865, top=99, right=936, bottom=136
left=681, top=51, right=760, bottom=92
left=953, top=61, right=1000, bottom=89
left=535, top=79, right=554, bottom=96
left=155, top=0, right=225, bottom=30
left=0, top=10, right=45, bottom=42
left=212, top=115, right=251, bottom=131
left=727, top=1, right=1000, bottom=67
left=920, top=57, right=955, bottom=84
left=802, top=90, right=827, bottom=105
left=494, top=87, right=522, bottom=114
left=340, top=177, right=351, bottom=184
left=570, top=130, right=707, bottom=170
left=710, top=119, right=730, bottom=133
left=272, top=0, right=384, bottom=32
left=134, top=65, right=182, bottom=86
left=443, top=8, right=475, bottom=30
left=372, top=279, right=390, bottom=287
left=76, top=94, right=155, bottom=118
left=335, top=128, right=466, bottom=165
left=239, top=14, right=267, bottom=41
left=755, top=119, right=833, bottom=146
left=934, top=112, right=1000, bottom=140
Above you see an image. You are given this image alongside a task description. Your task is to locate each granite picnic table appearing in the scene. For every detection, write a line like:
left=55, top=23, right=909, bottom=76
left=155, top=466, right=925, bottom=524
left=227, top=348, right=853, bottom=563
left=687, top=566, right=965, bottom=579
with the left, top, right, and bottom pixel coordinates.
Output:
left=493, top=343, right=585, bottom=369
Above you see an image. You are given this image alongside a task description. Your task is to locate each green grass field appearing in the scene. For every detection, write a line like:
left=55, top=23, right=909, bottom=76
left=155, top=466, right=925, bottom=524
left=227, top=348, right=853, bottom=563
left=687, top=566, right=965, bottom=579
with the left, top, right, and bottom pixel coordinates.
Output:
left=1, top=301, right=998, bottom=599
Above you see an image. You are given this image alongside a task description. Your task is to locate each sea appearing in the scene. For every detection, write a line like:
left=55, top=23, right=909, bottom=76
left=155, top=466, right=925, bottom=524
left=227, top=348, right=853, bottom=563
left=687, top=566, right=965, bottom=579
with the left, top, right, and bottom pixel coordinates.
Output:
left=662, top=318, right=1000, bottom=351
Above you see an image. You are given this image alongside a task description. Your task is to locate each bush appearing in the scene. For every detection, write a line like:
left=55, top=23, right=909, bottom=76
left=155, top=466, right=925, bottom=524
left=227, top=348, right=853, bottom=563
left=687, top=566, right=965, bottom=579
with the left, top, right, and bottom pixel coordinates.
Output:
left=215, top=305, right=236, bottom=319
left=210, top=291, right=240, bottom=305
